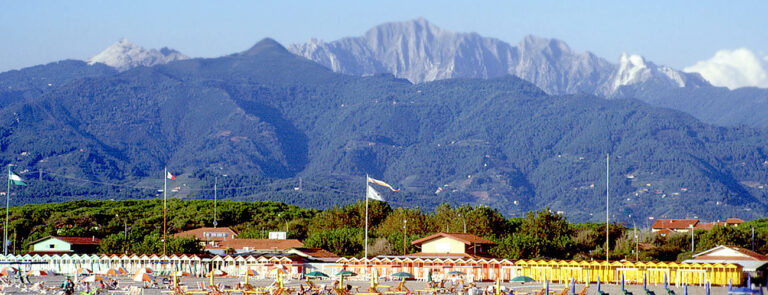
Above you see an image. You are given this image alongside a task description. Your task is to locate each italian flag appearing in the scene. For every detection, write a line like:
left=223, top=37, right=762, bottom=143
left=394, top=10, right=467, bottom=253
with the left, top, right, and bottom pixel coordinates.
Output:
left=9, top=170, right=26, bottom=186
left=166, top=171, right=175, bottom=180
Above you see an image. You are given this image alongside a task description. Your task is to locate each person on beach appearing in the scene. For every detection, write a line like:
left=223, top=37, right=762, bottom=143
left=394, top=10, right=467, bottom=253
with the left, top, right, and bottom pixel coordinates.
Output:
left=63, top=277, right=75, bottom=295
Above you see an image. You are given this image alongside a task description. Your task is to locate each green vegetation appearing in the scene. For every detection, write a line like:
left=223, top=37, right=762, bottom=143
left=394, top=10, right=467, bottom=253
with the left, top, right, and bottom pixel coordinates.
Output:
left=5, top=199, right=768, bottom=262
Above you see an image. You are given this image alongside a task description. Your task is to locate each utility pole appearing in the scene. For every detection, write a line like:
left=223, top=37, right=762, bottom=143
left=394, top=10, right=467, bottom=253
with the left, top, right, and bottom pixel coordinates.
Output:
left=690, top=224, right=694, bottom=252
left=213, top=176, right=217, bottom=228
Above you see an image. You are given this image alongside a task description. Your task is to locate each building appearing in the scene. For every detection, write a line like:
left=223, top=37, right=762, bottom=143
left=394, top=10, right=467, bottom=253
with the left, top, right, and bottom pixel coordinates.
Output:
left=286, top=247, right=340, bottom=262
left=410, top=232, right=497, bottom=258
left=652, top=218, right=745, bottom=233
left=172, top=227, right=237, bottom=247
left=28, top=236, right=101, bottom=254
left=206, top=239, right=303, bottom=255
left=651, top=219, right=699, bottom=233
left=684, top=245, right=768, bottom=279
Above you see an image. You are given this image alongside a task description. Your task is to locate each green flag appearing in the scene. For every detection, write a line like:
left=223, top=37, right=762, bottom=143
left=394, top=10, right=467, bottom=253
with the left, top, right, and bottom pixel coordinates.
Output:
left=8, top=170, right=26, bottom=186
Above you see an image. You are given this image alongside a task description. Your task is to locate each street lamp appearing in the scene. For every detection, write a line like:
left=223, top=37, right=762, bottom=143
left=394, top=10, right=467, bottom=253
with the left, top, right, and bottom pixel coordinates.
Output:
left=458, top=213, right=466, bottom=233
left=402, top=219, right=407, bottom=256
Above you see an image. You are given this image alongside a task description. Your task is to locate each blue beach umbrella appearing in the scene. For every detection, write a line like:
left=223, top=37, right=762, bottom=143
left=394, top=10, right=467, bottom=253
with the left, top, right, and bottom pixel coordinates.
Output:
left=570, top=278, right=575, bottom=294
left=643, top=272, right=647, bottom=290
left=747, top=275, right=751, bottom=288
left=545, top=279, right=549, bottom=295
left=728, top=278, right=732, bottom=290
left=705, top=281, right=710, bottom=295
left=597, top=275, right=601, bottom=292
left=621, top=273, right=625, bottom=290
left=683, top=282, right=688, bottom=295
left=663, top=272, right=667, bottom=288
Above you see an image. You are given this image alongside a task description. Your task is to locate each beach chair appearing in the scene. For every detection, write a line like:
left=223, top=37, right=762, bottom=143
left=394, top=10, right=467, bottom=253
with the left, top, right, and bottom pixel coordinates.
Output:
left=664, top=288, right=675, bottom=295
left=535, top=288, right=545, bottom=295
left=576, top=286, right=588, bottom=295
left=598, top=290, right=610, bottom=295
left=643, top=288, right=655, bottom=295
left=556, top=287, right=568, bottom=295
left=622, top=290, right=633, bottom=295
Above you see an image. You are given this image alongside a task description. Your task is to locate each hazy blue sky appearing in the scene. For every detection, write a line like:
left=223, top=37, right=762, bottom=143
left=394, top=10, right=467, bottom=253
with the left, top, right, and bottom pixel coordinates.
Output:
left=1, top=0, right=765, bottom=73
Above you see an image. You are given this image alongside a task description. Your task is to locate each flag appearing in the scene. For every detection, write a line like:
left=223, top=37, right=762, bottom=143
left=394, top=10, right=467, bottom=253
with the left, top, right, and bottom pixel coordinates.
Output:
left=366, top=184, right=385, bottom=201
left=366, top=176, right=398, bottom=201
left=8, top=170, right=26, bottom=186
left=367, top=176, right=398, bottom=191
left=166, top=171, right=175, bottom=180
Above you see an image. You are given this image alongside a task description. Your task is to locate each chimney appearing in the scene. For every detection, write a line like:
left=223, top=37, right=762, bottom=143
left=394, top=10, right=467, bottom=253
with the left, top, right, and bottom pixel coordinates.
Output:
left=92, top=236, right=95, bottom=242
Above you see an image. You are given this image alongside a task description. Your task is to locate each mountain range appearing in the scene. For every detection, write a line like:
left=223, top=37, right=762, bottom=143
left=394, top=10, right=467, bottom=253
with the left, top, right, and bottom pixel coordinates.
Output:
left=288, top=19, right=768, bottom=128
left=2, top=37, right=768, bottom=223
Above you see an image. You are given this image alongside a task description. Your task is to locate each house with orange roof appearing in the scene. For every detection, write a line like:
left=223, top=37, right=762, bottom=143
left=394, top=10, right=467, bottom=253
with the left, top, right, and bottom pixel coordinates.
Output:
left=172, top=227, right=237, bottom=247
left=410, top=232, right=496, bottom=258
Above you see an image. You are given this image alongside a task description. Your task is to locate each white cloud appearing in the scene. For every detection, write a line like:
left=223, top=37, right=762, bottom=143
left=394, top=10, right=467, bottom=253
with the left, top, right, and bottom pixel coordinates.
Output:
left=684, top=48, right=768, bottom=90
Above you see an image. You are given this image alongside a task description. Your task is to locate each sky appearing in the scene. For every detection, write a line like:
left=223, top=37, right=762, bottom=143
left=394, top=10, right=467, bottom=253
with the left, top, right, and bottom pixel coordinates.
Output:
left=2, top=1, right=767, bottom=88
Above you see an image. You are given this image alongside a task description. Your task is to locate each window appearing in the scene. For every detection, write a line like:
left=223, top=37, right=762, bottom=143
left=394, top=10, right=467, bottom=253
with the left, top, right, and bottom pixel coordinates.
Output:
left=204, top=232, right=227, bottom=238
left=49, top=244, right=55, bottom=249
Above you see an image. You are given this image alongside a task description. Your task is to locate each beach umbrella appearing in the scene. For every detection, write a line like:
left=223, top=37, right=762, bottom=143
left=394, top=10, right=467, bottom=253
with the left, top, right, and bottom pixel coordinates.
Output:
left=510, top=276, right=535, bottom=282
left=706, top=281, right=710, bottom=295
left=391, top=272, right=414, bottom=278
left=336, top=270, right=356, bottom=276
left=545, top=279, right=549, bottom=295
left=643, top=272, right=647, bottom=290
left=116, top=267, right=127, bottom=274
left=597, top=275, right=601, bottom=293
left=26, top=270, right=49, bottom=277
left=306, top=271, right=329, bottom=278
left=427, top=269, right=433, bottom=283
left=174, top=271, right=192, bottom=277
left=135, top=267, right=152, bottom=275
left=728, top=278, right=731, bottom=290
left=570, top=277, right=576, bottom=294
left=104, top=268, right=121, bottom=276
left=664, top=272, right=668, bottom=288
left=621, top=273, right=625, bottom=290
left=0, top=266, right=18, bottom=277
left=683, top=282, right=688, bottom=295
left=448, top=271, right=466, bottom=276
left=133, top=272, right=153, bottom=282
left=747, top=275, right=752, bottom=288
left=81, top=275, right=106, bottom=283
left=210, top=269, right=227, bottom=277
left=241, top=268, right=257, bottom=276
left=76, top=268, right=92, bottom=276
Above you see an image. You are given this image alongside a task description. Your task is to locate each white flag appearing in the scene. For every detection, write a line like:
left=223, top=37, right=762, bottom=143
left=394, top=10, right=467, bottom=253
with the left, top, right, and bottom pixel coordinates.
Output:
left=366, top=176, right=398, bottom=191
left=366, top=184, right=385, bottom=201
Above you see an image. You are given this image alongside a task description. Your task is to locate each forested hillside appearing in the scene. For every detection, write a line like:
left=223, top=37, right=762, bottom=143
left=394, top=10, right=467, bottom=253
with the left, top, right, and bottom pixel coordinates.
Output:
left=1, top=39, right=768, bottom=222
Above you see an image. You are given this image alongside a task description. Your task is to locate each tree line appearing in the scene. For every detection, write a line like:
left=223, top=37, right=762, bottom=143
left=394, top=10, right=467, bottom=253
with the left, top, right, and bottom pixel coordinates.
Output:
left=4, top=199, right=767, bottom=261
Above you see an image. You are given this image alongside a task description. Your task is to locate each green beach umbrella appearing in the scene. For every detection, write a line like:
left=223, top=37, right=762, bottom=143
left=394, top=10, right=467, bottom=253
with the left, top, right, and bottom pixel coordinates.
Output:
left=336, top=270, right=357, bottom=276
left=448, top=271, right=466, bottom=276
left=306, top=271, right=329, bottom=278
left=391, top=272, right=414, bottom=278
left=510, top=276, right=535, bottom=282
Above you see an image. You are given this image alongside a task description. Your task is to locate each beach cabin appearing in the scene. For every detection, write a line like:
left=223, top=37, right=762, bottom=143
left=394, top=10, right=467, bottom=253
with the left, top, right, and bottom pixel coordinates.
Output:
left=410, top=232, right=497, bottom=257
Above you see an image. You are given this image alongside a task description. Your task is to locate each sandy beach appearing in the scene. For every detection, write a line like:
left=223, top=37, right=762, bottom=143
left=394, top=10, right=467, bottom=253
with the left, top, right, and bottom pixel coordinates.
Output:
left=0, top=275, right=741, bottom=295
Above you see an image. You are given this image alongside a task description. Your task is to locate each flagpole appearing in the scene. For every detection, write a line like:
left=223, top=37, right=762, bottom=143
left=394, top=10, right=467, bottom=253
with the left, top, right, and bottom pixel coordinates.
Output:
left=606, top=154, right=610, bottom=264
left=164, top=167, right=167, bottom=256
left=364, top=174, right=369, bottom=271
left=4, top=165, right=10, bottom=255
left=214, top=176, right=217, bottom=228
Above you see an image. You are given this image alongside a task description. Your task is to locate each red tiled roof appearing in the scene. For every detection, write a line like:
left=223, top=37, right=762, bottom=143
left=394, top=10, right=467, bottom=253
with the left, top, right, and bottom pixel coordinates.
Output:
left=726, top=218, right=745, bottom=224
left=405, top=252, right=494, bottom=259
left=651, top=219, right=698, bottom=229
left=54, top=236, right=100, bottom=245
left=694, top=222, right=726, bottom=230
left=411, top=233, right=496, bottom=246
left=290, top=248, right=339, bottom=258
left=207, top=239, right=303, bottom=251
left=173, top=227, right=237, bottom=241
left=694, top=245, right=768, bottom=261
